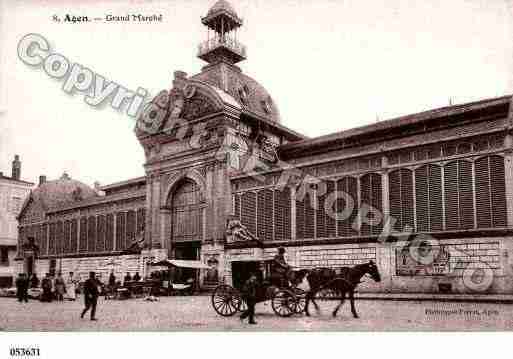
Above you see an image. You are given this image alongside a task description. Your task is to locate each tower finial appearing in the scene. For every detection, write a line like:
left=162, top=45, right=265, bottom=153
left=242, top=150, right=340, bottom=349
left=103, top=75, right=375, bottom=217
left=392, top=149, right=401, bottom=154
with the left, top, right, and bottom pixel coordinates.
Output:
left=198, top=0, right=246, bottom=65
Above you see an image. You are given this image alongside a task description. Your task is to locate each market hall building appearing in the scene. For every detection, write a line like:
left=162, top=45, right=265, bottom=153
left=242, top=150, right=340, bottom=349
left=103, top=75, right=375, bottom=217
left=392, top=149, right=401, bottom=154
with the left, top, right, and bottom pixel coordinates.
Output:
left=16, top=0, right=513, bottom=294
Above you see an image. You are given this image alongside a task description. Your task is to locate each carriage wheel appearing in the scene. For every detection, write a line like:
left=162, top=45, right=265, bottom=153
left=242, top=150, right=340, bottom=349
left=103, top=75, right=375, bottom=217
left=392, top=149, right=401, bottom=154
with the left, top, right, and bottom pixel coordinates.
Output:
left=211, top=285, right=241, bottom=317
left=272, top=289, right=296, bottom=317
left=292, top=288, right=306, bottom=314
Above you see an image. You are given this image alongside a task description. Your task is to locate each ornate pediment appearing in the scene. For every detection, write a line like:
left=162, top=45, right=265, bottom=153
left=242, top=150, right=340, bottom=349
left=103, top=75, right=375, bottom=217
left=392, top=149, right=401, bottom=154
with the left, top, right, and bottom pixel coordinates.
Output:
left=135, top=73, right=222, bottom=140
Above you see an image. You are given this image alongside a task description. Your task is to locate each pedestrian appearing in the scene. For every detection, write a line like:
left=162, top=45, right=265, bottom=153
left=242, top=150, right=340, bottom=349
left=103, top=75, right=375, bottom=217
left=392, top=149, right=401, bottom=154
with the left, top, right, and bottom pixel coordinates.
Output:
left=54, top=272, right=66, bottom=301
left=81, top=271, right=99, bottom=321
left=124, top=272, right=132, bottom=284
left=15, top=273, right=29, bottom=303
left=240, top=273, right=258, bottom=325
left=133, top=272, right=141, bottom=282
left=41, top=273, right=53, bottom=302
left=30, top=273, right=39, bottom=288
left=66, top=272, right=78, bottom=301
left=108, top=271, right=116, bottom=287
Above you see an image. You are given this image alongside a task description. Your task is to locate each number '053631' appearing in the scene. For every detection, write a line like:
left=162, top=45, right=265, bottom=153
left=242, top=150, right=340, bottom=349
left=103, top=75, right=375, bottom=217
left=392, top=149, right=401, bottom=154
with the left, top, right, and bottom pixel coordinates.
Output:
left=9, top=348, right=40, bottom=356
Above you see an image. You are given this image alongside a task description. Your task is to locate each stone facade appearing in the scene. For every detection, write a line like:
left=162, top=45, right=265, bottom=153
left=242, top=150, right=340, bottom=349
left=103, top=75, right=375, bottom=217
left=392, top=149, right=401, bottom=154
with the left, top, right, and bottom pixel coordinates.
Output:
left=0, top=156, right=33, bottom=287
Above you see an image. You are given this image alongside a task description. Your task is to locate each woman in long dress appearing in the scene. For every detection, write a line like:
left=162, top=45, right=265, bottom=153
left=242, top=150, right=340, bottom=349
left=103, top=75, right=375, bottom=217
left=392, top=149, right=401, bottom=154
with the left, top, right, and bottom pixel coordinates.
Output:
left=54, top=272, right=66, bottom=301
left=66, top=272, right=77, bottom=300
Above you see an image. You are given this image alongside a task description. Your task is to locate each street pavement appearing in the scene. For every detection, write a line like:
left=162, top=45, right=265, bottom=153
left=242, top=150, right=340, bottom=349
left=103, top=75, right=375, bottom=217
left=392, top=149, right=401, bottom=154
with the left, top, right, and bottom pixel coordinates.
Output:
left=1, top=295, right=513, bottom=331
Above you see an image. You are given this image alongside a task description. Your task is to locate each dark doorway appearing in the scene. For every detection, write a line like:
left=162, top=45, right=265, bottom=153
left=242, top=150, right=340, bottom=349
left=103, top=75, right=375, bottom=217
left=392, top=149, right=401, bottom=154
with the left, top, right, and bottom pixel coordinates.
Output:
left=173, top=242, right=200, bottom=285
left=231, top=261, right=263, bottom=291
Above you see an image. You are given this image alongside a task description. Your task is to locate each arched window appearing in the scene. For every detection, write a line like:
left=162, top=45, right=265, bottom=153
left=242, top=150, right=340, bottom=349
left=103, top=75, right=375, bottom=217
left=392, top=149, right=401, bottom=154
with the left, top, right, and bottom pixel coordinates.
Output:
left=360, top=173, right=383, bottom=235
left=315, top=180, right=336, bottom=238
left=444, top=160, right=474, bottom=230
left=415, top=164, right=443, bottom=232
left=240, top=191, right=256, bottom=236
left=274, top=187, right=291, bottom=241
left=87, top=217, right=96, bottom=253
left=171, top=180, right=203, bottom=242
left=296, top=191, right=315, bottom=239
left=336, top=177, right=358, bottom=237
left=70, top=220, right=78, bottom=254
left=389, top=169, right=414, bottom=231
left=257, top=189, right=273, bottom=241
left=475, top=155, right=507, bottom=228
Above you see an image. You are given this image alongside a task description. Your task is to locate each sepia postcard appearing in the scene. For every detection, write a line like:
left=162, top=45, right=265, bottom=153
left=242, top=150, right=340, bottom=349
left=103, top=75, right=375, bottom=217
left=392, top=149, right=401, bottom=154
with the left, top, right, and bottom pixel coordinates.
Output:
left=1, top=1, right=513, bottom=352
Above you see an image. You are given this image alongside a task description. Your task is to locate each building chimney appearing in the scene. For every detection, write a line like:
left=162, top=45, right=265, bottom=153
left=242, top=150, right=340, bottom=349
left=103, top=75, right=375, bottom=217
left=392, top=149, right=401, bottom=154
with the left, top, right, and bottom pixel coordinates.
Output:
left=39, top=175, right=47, bottom=185
left=11, top=155, right=21, bottom=180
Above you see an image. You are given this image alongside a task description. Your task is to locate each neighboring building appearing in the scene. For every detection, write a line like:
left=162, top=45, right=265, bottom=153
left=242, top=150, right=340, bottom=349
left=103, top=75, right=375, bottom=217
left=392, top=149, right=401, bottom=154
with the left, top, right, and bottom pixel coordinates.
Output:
left=0, top=155, right=33, bottom=287
left=16, top=0, right=513, bottom=294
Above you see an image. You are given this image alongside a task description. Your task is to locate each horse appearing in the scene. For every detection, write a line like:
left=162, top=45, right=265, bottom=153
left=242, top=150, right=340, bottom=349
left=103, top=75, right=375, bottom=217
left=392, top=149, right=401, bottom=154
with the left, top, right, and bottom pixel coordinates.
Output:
left=304, top=260, right=381, bottom=318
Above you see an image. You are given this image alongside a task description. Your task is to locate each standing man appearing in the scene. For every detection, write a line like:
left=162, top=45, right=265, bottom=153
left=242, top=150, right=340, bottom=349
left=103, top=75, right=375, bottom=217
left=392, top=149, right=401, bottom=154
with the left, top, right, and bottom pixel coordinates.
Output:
left=240, top=273, right=258, bottom=325
left=271, top=247, right=290, bottom=287
left=81, top=271, right=99, bottom=321
left=15, top=273, right=29, bottom=303
left=41, top=273, right=53, bottom=302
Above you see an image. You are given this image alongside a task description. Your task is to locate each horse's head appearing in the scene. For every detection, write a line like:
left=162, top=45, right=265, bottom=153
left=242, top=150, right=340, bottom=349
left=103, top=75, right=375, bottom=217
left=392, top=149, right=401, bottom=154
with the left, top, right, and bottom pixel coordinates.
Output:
left=365, top=260, right=381, bottom=282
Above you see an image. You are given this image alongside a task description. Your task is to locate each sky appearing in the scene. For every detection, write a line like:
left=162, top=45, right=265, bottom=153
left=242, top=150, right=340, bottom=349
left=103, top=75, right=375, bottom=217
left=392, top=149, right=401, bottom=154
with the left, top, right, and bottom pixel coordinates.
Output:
left=0, top=0, right=512, bottom=187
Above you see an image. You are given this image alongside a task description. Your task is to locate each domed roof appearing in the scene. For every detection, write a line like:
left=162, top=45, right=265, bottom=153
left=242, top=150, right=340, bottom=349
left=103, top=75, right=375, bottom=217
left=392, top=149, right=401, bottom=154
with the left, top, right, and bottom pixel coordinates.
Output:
left=191, top=64, right=281, bottom=123
left=30, top=173, right=97, bottom=211
left=207, top=0, right=238, bottom=18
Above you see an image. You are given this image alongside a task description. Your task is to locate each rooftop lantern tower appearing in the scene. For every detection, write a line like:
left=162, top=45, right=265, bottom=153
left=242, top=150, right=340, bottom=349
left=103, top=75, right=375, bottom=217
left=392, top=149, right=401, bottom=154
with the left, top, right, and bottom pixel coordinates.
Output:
left=198, top=0, right=246, bottom=65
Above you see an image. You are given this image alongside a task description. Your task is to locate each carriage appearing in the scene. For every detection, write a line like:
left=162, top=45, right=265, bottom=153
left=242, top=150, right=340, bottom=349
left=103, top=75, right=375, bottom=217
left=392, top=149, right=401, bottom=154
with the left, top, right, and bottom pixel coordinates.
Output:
left=211, top=258, right=382, bottom=319
left=211, top=259, right=308, bottom=318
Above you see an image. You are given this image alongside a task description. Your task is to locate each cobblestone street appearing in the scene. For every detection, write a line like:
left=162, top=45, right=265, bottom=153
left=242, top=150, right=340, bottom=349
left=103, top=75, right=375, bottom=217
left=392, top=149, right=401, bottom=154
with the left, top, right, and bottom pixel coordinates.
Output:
left=2, top=295, right=513, bottom=331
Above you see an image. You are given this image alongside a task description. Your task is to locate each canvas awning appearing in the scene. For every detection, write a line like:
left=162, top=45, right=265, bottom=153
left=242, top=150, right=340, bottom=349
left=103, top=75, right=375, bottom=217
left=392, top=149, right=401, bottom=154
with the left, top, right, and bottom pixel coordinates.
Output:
left=150, top=259, right=210, bottom=269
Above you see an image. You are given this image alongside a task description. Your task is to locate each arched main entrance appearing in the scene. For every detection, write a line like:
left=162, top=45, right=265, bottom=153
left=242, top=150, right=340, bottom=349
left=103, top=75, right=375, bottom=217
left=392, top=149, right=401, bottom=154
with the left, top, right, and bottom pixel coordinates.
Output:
left=168, top=179, right=205, bottom=285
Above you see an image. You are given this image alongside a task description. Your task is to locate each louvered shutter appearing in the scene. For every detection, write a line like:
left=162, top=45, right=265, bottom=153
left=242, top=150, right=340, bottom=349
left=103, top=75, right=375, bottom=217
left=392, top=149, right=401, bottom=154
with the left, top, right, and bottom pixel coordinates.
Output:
left=257, top=189, right=273, bottom=241
left=316, top=184, right=327, bottom=238
left=105, top=214, right=114, bottom=251
left=40, top=224, right=48, bottom=255
left=429, top=165, right=443, bottom=231
left=88, top=216, right=97, bottom=253
left=475, top=157, right=492, bottom=228
left=63, top=220, right=71, bottom=254
left=389, top=170, right=402, bottom=230
left=389, top=169, right=414, bottom=231
left=361, top=173, right=382, bottom=235
left=296, top=193, right=305, bottom=239
left=116, top=213, right=125, bottom=251
left=490, top=155, right=507, bottom=227
left=459, top=161, right=474, bottom=229
left=337, top=177, right=358, bottom=236
left=304, top=192, right=315, bottom=238
left=326, top=181, right=337, bottom=237
left=79, top=217, right=87, bottom=252
left=70, top=220, right=77, bottom=253
left=415, top=166, right=429, bottom=232
left=241, top=192, right=256, bottom=236
left=274, top=188, right=291, bottom=241
left=444, top=162, right=459, bottom=230
left=234, top=194, right=241, bottom=219
left=48, top=222, right=56, bottom=255
left=96, top=215, right=106, bottom=253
